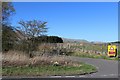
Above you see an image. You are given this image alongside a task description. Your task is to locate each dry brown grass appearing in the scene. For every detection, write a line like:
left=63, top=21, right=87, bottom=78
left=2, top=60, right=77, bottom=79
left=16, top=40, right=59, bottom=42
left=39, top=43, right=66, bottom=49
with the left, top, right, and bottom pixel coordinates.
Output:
left=3, top=51, right=30, bottom=67
left=3, top=51, right=29, bottom=61
left=2, top=51, right=80, bottom=67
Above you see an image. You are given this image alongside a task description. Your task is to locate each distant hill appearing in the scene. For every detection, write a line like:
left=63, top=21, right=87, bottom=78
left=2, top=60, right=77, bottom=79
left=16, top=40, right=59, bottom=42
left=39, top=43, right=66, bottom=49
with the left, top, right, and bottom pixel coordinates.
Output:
left=111, top=41, right=120, bottom=44
left=14, top=29, right=119, bottom=44
left=62, top=38, right=89, bottom=43
left=109, top=41, right=120, bottom=46
left=62, top=38, right=120, bottom=45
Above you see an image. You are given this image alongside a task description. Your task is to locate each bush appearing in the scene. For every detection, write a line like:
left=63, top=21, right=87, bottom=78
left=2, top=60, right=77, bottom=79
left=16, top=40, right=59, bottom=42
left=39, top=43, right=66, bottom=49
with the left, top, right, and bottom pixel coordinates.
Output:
left=36, top=43, right=73, bottom=56
left=2, top=25, right=18, bottom=52
left=12, top=40, right=39, bottom=58
left=29, top=36, right=63, bottom=43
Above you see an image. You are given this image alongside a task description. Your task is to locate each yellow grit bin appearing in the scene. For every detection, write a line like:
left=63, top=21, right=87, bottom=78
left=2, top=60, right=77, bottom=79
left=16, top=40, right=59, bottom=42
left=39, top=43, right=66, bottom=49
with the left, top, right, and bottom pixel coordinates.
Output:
left=107, top=45, right=117, bottom=57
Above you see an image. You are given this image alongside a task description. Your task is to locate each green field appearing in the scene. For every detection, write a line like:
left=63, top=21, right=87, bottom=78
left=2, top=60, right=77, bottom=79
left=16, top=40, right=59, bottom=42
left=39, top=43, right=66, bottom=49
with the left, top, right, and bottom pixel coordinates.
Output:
left=68, top=43, right=119, bottom=60
left=71, top=52, right=118, bottom=60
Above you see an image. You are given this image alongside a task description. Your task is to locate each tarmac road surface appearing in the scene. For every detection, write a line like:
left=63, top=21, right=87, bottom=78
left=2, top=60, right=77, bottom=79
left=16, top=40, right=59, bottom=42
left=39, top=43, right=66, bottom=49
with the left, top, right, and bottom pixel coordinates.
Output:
left=67, top=56, right=118, bottom=78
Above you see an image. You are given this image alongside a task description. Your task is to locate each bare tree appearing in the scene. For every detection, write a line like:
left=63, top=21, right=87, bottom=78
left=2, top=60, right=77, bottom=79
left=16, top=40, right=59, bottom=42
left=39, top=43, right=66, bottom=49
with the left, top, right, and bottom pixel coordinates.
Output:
left=18, top=20, right=48, bottom=57
left=18, top=20, right=48, bottom=39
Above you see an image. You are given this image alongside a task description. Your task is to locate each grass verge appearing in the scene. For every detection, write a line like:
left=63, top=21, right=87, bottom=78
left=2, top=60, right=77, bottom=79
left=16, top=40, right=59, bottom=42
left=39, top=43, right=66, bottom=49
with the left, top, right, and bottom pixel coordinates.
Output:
left=71, top=52, right=118, bottom=60
left=2, top=63, right=97, bottom=76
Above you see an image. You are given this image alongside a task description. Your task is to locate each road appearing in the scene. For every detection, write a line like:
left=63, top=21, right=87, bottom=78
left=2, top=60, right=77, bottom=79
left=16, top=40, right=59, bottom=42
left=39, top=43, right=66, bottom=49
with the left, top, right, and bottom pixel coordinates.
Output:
left=67, top=56, right=118, bottom=78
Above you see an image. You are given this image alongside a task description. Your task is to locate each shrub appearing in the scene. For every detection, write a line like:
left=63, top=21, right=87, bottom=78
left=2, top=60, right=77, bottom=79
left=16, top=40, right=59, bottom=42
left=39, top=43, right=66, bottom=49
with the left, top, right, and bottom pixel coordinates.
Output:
left=2, top=25, right=18, bottom=52
left=29, top=36, right=63, bottom=43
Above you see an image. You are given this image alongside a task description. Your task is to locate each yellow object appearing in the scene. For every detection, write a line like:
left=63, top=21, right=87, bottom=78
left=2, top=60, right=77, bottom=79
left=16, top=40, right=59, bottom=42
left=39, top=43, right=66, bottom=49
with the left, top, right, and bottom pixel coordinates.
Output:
left=107, top=45, right=117, bottom=57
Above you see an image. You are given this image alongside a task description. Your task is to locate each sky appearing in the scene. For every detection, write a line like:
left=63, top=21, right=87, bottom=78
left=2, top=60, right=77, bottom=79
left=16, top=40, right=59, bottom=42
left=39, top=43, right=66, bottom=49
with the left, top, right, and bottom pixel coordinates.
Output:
left=11, top=2, right=118, bottom=42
